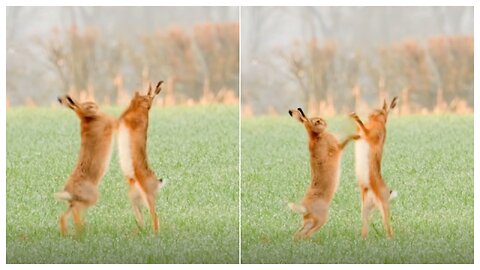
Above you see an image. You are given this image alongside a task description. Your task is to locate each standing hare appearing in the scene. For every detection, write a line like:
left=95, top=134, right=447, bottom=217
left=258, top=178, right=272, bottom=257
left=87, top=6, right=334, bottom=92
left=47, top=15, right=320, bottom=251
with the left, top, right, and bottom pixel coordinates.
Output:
left=117, top=81, right=164, bottom=234
left=55, top=96, right=115, bottom=236
left=288, top=108, right=358, bottom=239
left=350, top=97, right=398, bottom=239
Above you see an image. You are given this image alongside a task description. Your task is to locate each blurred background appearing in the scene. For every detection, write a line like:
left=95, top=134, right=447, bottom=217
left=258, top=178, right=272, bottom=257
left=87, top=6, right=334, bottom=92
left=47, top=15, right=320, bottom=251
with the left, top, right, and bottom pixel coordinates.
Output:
left=241, top=7, right=473, bottom=116
left=7, top=7, right=239, bottom=107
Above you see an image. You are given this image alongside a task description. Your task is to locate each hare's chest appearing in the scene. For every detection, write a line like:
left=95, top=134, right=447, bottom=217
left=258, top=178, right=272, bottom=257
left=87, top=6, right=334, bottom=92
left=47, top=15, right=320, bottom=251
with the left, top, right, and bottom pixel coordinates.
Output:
left=355, top=139, right=370, bottom=186
left=118, top=122, right=135, bottom=178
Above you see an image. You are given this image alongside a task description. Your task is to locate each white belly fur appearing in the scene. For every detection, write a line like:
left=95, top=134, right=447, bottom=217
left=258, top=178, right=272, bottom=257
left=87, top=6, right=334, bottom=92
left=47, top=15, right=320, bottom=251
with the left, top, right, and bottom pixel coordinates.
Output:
left=118, top=122, right=135, bottom=179
left=355, top=139, right=370, bottom=187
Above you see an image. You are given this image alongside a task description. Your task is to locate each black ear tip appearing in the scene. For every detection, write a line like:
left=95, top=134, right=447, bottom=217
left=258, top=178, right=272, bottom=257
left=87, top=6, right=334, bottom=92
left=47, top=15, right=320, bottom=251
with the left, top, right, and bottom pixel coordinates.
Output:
left=156, top=81, right=164, bottom=88
left=288, top=110, right=293, bottom=116
left=297, top=108, right=306, bottom=117
left=57, top=97, right=63, bottom=104
left=66, top=96, right=74, bottom=104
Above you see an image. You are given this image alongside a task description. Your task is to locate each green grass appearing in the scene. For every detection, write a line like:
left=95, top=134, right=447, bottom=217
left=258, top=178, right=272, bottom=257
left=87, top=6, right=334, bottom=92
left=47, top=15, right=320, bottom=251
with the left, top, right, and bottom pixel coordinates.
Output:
left=241, top=114, right=473, bottom=264
left=6, top=105, right=239, bottom=264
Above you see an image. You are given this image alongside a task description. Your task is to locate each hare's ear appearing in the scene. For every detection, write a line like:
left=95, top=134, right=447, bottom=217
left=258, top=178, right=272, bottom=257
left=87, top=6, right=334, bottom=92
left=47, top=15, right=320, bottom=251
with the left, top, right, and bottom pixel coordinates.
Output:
left=154, top=81, right=164, bottom=95
left=297, top=107, right=306, bottom=118
left=58, top=95, right=79, bottom=112
left=390, top=97, right=398, bottom=110
left=57, top=96, right=65, bottom=106
left=66, top=95, right=79, bottom=110
left=382, top=99, right=388, bottom=111
left=289, top=107, right=308, bottom=124
left=147, top=83, right=153, bottom=96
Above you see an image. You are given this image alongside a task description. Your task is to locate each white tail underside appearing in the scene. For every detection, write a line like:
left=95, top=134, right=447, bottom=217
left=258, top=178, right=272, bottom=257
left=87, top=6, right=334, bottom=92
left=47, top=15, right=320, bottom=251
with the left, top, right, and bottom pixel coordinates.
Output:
left=288, top=202, right=307, bottom=214
left=390, top=190, right=398, bottom=200
left=54, top=191, right=72, bottom=201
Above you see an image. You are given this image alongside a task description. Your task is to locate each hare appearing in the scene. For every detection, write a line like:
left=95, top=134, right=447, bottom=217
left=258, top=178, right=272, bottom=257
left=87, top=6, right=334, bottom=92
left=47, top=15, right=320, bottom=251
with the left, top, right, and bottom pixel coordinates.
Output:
left=55, top=96, right=116, bottom=236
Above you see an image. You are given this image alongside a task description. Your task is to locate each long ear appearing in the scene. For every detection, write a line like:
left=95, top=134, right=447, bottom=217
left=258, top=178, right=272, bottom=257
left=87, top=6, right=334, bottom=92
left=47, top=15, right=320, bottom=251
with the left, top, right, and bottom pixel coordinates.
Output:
left=154, top=80, right=164, bottom=96
left=382, top=99, right=388, bottom=111
left=297, top=107, right=306, bottom=118
left=147, top=83, right=153, bottom=96
left=296, top=107, right=315, bottom=133
left=390, top=97, right=398, bottom=110
left=296, top=107, right=309, bottom=122
left=58, top=95, right=78, bottom=111
left=289, top=108, right=308, bottom=123
left=66, top=96, right=76, bottom=107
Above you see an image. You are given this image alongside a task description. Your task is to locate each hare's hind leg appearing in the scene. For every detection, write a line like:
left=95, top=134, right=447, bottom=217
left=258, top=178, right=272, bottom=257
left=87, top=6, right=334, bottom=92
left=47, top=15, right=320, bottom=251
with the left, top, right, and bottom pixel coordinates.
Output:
left=59, top=204, right=72, bottom=236
left=140, top=178, right=160, bottom=235
left=128, top=179, right=145, bottom=228
left=130, top=178, right=159, bottom=234
left=146, top=194, right=159, bottom=235
left=360, top=187, right=375, bottom=239
left=372, top=188, right=393, bottom=238
left=378, top=198, right=393, bottom=238
left=303, top=200, right=329, bottom=239
left=71, top=202, right=87, bottom=236
left=294, top=217, right=314, bottom=240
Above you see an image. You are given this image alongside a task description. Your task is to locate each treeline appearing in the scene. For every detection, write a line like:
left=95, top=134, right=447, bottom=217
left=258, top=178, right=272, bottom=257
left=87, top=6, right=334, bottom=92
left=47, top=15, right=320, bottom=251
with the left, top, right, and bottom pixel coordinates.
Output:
left=277, top=35, right=473, bottom=115
left=31, top=22, right=239, bottom=105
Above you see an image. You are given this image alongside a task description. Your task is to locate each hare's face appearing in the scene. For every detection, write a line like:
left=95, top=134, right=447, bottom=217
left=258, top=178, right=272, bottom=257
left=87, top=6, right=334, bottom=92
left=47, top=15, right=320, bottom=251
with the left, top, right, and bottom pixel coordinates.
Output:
left=79, top=101, right=100, bottom=117
left=289, top=108, right=326, bottom=135
left=369, top=97, right=398, bottom=124
left=58, top=96, right=100, bottom=118
left=368, top=109, right=387, bottom=123
left=129, top=81, right=164, bottom=111
left=131, top=92, right=153, bottom=110
left=308, top=117, right=327, bottom=134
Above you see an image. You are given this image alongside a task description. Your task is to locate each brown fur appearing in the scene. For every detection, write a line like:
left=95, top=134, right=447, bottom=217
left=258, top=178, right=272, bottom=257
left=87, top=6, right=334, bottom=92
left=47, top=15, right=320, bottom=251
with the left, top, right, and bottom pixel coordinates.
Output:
left=118, top=81, right=164, bottom=234
left=288, top=108, right=358, bottom=240
left=55, top=96, right=116, bottom=236
left=350, top=97, right=397, bottom=239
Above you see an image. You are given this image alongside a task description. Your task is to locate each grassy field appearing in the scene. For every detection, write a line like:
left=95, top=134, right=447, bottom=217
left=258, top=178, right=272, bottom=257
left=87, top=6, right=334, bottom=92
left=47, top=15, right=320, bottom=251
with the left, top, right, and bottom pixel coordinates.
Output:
left=6, top=105, right=239, bottom=264
left=241, top=114, right=473, bottom=264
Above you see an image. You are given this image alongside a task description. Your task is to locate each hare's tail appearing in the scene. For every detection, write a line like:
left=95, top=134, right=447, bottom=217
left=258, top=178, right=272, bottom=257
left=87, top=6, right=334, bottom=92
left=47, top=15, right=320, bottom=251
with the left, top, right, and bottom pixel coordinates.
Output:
left=288, top=202, right=307, bottom=214
left=389, top=190, right=398, bottom=201
left=54, top=191, right=72, bottom=201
